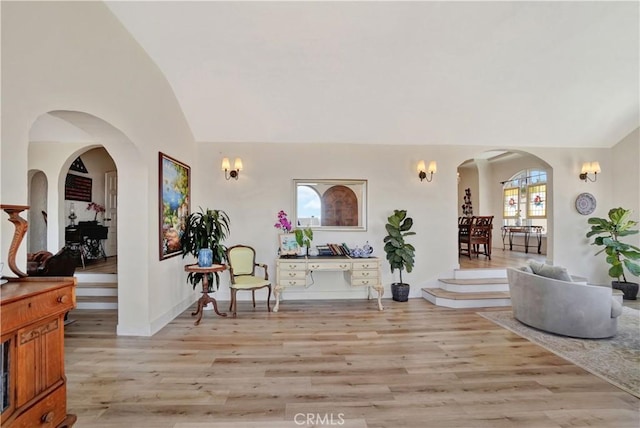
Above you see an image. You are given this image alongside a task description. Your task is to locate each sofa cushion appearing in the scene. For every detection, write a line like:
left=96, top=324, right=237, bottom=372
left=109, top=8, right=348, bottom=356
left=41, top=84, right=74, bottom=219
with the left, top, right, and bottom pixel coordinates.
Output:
left=519, top=265, right=534, bottom=273
left=528, top=260, right=573, bottom=282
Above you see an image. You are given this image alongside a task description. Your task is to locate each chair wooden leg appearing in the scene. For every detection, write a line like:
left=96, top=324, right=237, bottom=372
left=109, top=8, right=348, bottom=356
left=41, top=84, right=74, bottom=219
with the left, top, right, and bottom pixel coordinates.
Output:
left=231, top=289, right=237, bottom=318
left=252, top=290, right=256, bottom=308
left=266, top=286, right=271, bottom=312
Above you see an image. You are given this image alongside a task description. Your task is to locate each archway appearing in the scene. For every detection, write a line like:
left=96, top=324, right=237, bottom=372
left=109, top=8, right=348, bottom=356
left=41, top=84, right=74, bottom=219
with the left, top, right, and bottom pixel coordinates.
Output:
left=28, top=110, right=147, bottom=335
left=27, top=170, right=48, bottom=253
left=456, top=150, right=553, bottom=268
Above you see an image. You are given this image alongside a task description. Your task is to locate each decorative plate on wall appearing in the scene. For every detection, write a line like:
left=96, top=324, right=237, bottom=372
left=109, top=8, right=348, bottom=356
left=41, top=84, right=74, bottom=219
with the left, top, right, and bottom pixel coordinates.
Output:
left=575, top=192, right=597, bottom=215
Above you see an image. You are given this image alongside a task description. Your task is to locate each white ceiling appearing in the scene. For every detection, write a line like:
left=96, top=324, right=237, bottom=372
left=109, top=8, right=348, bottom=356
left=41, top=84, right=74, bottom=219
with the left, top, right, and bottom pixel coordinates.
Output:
left=105, top=1, right=639, bottom=148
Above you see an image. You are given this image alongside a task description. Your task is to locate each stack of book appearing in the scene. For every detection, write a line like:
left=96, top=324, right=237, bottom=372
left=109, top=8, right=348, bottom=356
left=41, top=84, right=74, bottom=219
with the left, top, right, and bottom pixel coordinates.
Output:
left=315, top=243, right=351, bottom=256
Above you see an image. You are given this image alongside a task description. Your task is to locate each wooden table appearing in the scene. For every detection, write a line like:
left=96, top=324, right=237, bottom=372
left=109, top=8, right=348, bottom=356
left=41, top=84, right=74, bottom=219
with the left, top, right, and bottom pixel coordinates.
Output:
left=184, top=263, right=228, bottom=325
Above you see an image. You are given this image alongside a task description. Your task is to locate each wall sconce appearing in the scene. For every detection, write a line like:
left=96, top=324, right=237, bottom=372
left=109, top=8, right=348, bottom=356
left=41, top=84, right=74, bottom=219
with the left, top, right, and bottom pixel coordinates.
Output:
left=579, top=161, right=601, bottom=182
left=418, top=160, right=437, bottom=182
left=222, top=157, right=243, bottom=180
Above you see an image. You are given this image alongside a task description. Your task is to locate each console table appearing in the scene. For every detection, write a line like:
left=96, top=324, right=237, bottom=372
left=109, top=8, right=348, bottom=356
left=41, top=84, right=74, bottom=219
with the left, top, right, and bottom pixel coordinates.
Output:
left=501, top=225, right=544, bottom=254
left=275, top=256, right=384, bottom=312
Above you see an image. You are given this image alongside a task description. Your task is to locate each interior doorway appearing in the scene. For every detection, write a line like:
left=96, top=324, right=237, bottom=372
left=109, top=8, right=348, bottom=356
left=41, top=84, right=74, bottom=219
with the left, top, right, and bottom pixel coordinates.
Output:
left=457, top=150, right=553, bottom=269
left=27, top=170, right=48, bottom=253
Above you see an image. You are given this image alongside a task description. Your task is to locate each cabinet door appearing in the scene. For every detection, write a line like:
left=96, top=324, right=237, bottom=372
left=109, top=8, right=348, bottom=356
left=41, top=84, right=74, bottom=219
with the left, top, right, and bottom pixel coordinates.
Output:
left=16, top=316, right=64, bottom=407
left=0, top=334, right=15, bottom=425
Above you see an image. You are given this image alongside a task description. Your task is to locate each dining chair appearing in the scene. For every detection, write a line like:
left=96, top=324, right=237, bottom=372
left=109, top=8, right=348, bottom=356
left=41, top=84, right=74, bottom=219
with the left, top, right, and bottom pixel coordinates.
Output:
left=226, top=245, right=271, bottom=318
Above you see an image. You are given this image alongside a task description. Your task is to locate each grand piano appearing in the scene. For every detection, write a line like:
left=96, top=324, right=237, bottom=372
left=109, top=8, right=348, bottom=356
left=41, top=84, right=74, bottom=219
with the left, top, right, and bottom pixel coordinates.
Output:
left=65, top=221, right=108, bottom=267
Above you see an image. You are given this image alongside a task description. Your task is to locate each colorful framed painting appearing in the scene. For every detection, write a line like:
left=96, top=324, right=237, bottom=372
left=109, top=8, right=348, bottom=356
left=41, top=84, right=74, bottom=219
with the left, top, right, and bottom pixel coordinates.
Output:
left=159, top=152, right=191, bottom=260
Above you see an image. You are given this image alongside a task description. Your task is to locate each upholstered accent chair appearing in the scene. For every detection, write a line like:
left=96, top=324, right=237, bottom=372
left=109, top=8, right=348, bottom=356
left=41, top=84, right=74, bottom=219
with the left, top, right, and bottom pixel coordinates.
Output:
left=226, top=245, right=271, bottom=318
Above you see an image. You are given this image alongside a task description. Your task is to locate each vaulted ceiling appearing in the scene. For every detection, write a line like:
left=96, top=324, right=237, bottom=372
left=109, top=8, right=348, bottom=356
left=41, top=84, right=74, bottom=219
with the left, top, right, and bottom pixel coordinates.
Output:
left=104, top=1, right=639, bottom=148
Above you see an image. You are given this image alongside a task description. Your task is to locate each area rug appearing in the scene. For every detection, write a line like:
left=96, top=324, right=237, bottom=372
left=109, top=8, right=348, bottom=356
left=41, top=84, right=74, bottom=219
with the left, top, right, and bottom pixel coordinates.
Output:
left=478, top=307, right=640, bottom=398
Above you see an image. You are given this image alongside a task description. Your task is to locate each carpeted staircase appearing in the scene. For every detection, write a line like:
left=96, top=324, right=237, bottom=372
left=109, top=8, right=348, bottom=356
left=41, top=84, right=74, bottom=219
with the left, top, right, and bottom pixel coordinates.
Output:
left=422, top=268, right=511, bottom=308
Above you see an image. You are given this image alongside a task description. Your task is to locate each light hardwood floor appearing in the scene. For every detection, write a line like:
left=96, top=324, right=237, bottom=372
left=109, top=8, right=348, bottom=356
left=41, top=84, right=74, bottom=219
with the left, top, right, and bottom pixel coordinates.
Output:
left=65, top=299, right=640, bottom=428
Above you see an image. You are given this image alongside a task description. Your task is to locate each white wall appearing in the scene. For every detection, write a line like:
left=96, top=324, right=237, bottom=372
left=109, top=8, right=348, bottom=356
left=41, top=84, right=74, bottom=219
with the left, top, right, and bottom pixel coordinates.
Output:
left=1, top=1, right=197, bottom=336
left=196, top=142, right=637, bottom=302
left=612, top=128, right=640, bottom=284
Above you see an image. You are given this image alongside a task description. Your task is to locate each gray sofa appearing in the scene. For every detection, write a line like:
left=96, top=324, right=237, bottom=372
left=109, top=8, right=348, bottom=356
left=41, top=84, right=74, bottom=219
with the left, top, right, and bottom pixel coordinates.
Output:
left=507, top=266, right=622, bottom=338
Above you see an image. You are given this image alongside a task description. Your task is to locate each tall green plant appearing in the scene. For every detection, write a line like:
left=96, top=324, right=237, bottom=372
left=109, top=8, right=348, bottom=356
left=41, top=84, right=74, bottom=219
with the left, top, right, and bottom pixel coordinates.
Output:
left=383, top=209, right=416, bottom=284
left=586, top=207, right=640, bottom=282
left=181, top=208, right=230, bottom=290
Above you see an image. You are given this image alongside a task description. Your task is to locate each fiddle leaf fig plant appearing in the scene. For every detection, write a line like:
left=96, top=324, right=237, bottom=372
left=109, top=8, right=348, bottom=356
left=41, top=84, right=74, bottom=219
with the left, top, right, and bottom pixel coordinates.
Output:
left=586, top=207, right=640, bottom=282
left=383, top=209, right=416, bottom=284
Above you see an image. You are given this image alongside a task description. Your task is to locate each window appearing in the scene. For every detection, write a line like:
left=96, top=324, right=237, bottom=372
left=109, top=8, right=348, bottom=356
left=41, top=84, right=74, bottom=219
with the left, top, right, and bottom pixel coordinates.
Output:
left=502, top=169, right=547, bottom=227
left=296, top=185, right=321, bottom=226
left=503, top=187, right=519, bottom=218
left=527, top=184, right=546, bottom=218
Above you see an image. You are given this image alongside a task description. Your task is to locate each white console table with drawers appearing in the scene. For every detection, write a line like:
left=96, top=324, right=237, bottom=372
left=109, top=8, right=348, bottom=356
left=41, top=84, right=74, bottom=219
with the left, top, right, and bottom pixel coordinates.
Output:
left=275, top=256, right=384, bottom=312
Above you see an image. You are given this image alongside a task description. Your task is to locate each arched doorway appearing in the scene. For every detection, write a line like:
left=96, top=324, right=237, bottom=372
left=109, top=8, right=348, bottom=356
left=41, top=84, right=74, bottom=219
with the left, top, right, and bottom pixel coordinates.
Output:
left=28, top=110, right=145, bottom=335
left=27, top=170, right=48, bottom=253
left=456, top=150, right=553, bottom=268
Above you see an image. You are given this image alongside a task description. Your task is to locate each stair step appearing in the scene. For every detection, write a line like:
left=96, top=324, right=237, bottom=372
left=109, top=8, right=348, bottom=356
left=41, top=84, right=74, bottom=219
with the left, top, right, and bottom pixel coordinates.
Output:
left=422, top=287, right=511, bottom=309
left=439, top=278, right=508, bottom=285
left=426, top=288, right=510, bottom=300
left=438, top=278, right=508, bottom=293
left=75, top=273, right=117, bottom=284
left=76, top=295, right=118, bottom=310
left=76, top=282, right=117, bottom=288
left=77, top=296, right=118, bottom=303
left=453, top=268, right=506, bottom=280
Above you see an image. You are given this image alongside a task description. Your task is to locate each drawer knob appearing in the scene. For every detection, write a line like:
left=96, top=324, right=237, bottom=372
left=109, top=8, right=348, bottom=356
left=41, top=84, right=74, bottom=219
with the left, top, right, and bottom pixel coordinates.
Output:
left=57, top=295, right=69, bottom=304
left=41, top=411, right=55, bottom=423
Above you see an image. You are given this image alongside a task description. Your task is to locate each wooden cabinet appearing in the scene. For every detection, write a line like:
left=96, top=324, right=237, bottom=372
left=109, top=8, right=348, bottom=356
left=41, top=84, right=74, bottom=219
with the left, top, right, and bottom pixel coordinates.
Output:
left=1, top=278, right=77, bottom=428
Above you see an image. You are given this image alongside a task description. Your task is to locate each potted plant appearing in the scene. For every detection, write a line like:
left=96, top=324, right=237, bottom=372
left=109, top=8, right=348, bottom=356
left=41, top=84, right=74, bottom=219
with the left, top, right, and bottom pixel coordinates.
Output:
left=181, top=208, right=230, bottom=291
left=586, top=207, right=640, bottom=300
left=294, top=227, right=313, bottom=256
left=383, top=209, right=416, bottom=302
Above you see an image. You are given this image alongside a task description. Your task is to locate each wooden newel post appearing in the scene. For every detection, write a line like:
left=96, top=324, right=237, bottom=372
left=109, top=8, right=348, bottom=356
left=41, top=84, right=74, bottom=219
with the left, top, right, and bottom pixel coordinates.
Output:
left=1, top=204, right=30, bottom=277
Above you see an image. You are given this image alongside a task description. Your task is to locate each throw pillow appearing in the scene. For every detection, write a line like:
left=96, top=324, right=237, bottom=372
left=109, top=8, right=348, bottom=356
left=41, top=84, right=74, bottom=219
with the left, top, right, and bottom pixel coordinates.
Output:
left=528, top=260, right=573, bottom=282
left=519, top=265, right=534, bottom=273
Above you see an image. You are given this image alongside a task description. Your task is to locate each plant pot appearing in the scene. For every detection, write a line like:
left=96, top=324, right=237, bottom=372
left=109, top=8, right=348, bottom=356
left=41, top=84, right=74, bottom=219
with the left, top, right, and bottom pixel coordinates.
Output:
left=612, top=281, right=639, bottom=300
left=391, top=282, right=410, bottom=302
left=198, top=248, right=213, bottom=267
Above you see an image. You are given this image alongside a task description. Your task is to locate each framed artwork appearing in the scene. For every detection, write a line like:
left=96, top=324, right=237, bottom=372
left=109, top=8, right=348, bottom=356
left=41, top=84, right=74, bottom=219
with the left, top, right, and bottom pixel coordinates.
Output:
left=279, top=234, right=299, bottom=256
left=159, top=152, right=191, bottom=260
left=65, top=174, right=92, bottom=202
